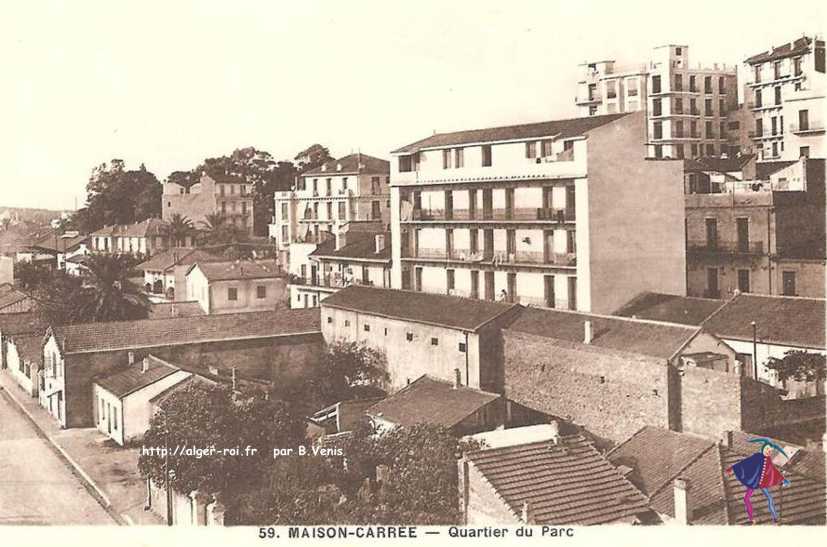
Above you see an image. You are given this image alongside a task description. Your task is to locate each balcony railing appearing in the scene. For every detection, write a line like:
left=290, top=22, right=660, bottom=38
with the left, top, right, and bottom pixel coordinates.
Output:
left=291, top=274, right=375, bottom=290
left=789, top=123, right=824, bottom=134
left=410, top=207, right=575, bottom=222
left=404, top=247, right=576, bottom=267
left=687, top=240, right=764, bottom=254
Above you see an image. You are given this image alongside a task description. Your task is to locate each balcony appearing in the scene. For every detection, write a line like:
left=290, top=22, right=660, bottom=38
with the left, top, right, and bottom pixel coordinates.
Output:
left=403, top=248, right=576, bottom=267
left=687, top=240, right=764, bottom=255
left=290, top=274, right=375, bottom=290
left=393, top=154, right=586, bottom=186
left=575, top=94, right=602, bottom=105
left=408, top=207, right=575, bottom=223
left=789, top=123, right=824, bottom=135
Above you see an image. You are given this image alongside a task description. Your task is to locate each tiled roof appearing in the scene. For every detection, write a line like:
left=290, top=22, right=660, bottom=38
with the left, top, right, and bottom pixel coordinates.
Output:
left=391, top=113, right=629, bottom=154
left=321, top=286, right=518, bottom=332
left=613, top=292, right=725, bottom=326
left=10, top=334, right=43, bottom=364
left=0, top=284, right=33, bottom=310
left=147, top=301, right=206, bottom=320
left=30, top=232, right=88, bottom=254
left=702, top=294, right=826, bottom=349
left=137, top=248, right=224, bottom=273
left=95, top=355, right=186, bottom=398
left=190, top=259, right=284, bottom=282
left=51, top=308, right=321, bottom=355
left=505, top=307, right=699, bottom=359
left=309, top=232, right=391, bottom=262
left=0, top=312, right=48, bottom=337
left=683, top=155, right=753, bottom=174
left=745, top=36, right=817, bottom=65
left=303, top=153, right=390, bottom=176
left=91, top=218, right=170, bottom=238
left=365, top=375, right=500, bottom=428
left=465, top=435, right=651, bottom=525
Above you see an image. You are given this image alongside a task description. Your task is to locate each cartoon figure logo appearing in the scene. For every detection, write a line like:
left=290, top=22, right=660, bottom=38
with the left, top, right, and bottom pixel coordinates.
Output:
left=726, top=438, right=791, bottom=524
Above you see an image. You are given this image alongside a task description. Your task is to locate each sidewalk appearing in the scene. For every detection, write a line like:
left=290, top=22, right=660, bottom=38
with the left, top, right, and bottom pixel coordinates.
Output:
left=0, top=372, right=164, bottom=525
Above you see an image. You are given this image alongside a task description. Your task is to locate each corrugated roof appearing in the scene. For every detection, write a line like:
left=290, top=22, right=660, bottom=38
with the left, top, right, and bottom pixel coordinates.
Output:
left=51, top=308, right=321, bottom=355
left=613, top=292, right=725, bottom=326
left=303, top=153, right=389, bottom=176
left=366, top=375, right=499, bottom=428
left=320, top=286, right=519, bottom=332
left=95, top=355, right=185, bottom=398
left=466, top=435, right=651, bottom=525
left=745, top=36, right=817, bottom=65
left=147, top=301, right=206, bottom=320
left=191, top=259, right=284, bottom=282
left=505, top=307, right=699, bottom=359
left=703, top=294, right=826, bottom=349
left=309, top=232, right=391, bottom=262
left=391, top=113, right=629, bottom=154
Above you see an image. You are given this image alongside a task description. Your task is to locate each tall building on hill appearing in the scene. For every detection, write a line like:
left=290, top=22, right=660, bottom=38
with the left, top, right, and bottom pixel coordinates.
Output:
left=163, top=173, right=255, bottom=236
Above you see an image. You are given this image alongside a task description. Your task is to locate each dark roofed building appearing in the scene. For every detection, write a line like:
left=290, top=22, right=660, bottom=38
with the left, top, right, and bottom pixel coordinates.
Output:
left=614, top=292, right=725, bottom=326
left=189, top=259, right=283, bottom=282
left=0, top=283, right=36, bottom=314
left=303, top=153, right=390, bottom=176
left=460, top=433, right=652, bottom=525
left=366, top=375, right=501, bottom=435
left=310, top=231, right=391, bottom=262
left=745, top=36, right=822, bottom=65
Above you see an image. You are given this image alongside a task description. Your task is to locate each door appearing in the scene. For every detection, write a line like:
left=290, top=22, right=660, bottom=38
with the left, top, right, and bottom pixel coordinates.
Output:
left=468, top=189, right=476, bottom=219
left=445, top=191, right=453, bottom=220
left=482, top=189, right=493, bottom=220
left=484, top=271, right=495, bottom=300
left=736, top=218, right=749, bottom=252
left=544, top=231, right=554, bottom=263
left=483, top=229, right=494, bottom=259
left=565, top=186, right=576, bottom=219
left=567, top=277, right=577, bottom=310
left=705, top=218, right=718, bottom=249
left=507, top=273, right=517, bottom=303
left=470, top=270, right=479, bottom=299
left=415, top=267, right=423, bottom=292
left=737, top=269, right=750, bottom=293
left=505, top=188, right=514, bottom=220
left=782, top=271, right=796, bottom=296
left=706, top=267, right=719, bottom=298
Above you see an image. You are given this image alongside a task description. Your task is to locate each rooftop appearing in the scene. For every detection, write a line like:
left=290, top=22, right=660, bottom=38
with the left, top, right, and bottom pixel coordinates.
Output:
left=190, top=259, right=284, bottom=282
left=147, top=301, right=206, bottom=320
left=29, top=232, right=89, bottom=254
left=613, top=292, right=724, bottom=326
left=91, top=218, right=170, bottom=238
left=391, top=113, right=629, bottom=154
left=0, top=283, right=34, bottom=311
left=137, top=247, right=224, bottom=273
left=309, top=232, right=391, bottom=262
left=9, top=333, right=43, bottom=364
left=683, top=155, right=754, bottom=175
left=745, top=36, right=821, bottom=65
left=505, top=307, right=699, bottom=359
left=303, top=153, right=390, bottom=176
left=702, top=293, right=826, bottom=349
left=0, top=312, right=48, bottom=337
left=365, top=375, right=500, bottom=429
left=465, top=435, right=650, bottom=525
left=50, top=308, right=321, bottom=355
left=95, top=355, right=186, bottom=399
left=320, top=286, right=519, bottom=332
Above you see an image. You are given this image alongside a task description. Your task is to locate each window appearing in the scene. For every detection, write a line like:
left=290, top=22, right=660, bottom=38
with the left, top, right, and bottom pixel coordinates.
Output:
left=447, top=269, right=455, bottom=292
left=691, top=143, right=698, bottom=157
left=704, top=76, right=712, bottom=94
left=705, top=99, right=713, bottom=116
left=364, top=324, right=370, bottom=332
left=774, top=61, right=781, bottom=80
left=651, top=75, right=661, bottom=94
left=113, top=407, right=118, bottom=430
left=256, top=285, right=266, bottom=299
left=690, top=98, right=697, bottom=115
left=800, top=146, right=811, bottom=158
left=325, top=179, right=332, bottom=195
left=525, top=142, right=537, bottom=159
left=627, top=78, right=638, bottom=97
left=399, top=156, right=412, bottom=172
left=674, top=74, right=682, bottom=91
left=675, top=47, right=682, bottom=56
left=782, top=271, right=797, bottom=296
left=654, top=145, right=663, bottom=159
left=652, top=98, right=662, bottom=117
left=719, top=77, right=725, bottom=94
left=228, top=287, right=238, bottom=301
left=458, top=342, right=466, bottom=353
left=541, top=139, right=553, bottom=157
left=675, top=120, right=683, bottom=138
left=675, top=145, right=685, bottom=159
left=370, top=176, right=380, bottom=194
left=774, top=87, right=781, bottom=105
left=653, top=121, right=663, bottom=139
left=799, top=109, right=810, bottom=131
left=771, top=117, right=778, bottom=135
left=344, top=319, right=350, bottom=327
left=794, top=57, right=803, bottom=76
left=454, top=148, right=464, bottom=168
left=720, top=122, right=726, bottom=139
left=371, top=201, right=381, bottom=220
left=406, top=332, right=413, bottom=342
left=755, top=89, right=762, bottom=108
left=338, top=202, right=346, bottom=219
left=737, top=270, right=750, bottom=293
left=384, top=328, right=388, bottom=336
left=706, top=121, right=713, bottom=138
left=816, top=46, right=825, bottom=73
left=719, top=98, right=725, bottom=114
left=674, top=98, right=683, bottom=114
left=689, top=75, right=697, bottom=92
left=442, top=149, right=452, bottom=169
left=606, top=80, right=617, bottom=99
left=706, top=143, right=715, bottom=155
left=281, top=225, right=288, bottom=242
left=326, top=316, right=333, bottom=324
left=430, top=337, right=439, bottom=346
left=481, top=145, right=492, bottom=167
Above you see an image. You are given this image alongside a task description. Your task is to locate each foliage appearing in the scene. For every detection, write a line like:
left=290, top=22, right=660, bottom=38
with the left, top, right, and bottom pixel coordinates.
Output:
left=294, top=143, right=333, bottom=173
left=34, top=254, right=150, bottom=325
left=197, top=212, right=250, bottom=246
left=766, top=350, right=826, bottom=383
left=138, top=384, right=306, bottom=497
left=13, top=260, right=53, bottom=291
left=67, top=160, right=162, bottom=233
left=167, top=213, right=194, bottom=247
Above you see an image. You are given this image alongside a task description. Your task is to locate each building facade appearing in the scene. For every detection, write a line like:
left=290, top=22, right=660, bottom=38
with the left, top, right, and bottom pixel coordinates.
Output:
left=390, top=110, right=686, bottom=315
left=90, top=219, right=173, bottom=258
left=743, top=35, right=825, bottom=161
left=576, top=44, right=738, bottom=159
left=269, top=153, right=391, bottom=264
left=184, top=259, right=287, bottom=314
left=163, top=173, right=254, bottom=236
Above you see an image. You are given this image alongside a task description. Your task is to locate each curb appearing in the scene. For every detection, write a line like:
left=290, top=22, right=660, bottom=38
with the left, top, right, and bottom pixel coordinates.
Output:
left=0, top=384, right=126, bottom=526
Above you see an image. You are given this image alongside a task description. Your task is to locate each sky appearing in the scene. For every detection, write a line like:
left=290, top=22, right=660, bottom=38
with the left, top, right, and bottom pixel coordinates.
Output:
left=0, top=0, right=823, bottom=210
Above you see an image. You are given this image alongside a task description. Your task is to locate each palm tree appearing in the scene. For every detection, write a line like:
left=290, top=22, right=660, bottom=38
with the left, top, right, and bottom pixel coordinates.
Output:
left=168, top=213, right=194, bottom=247
left=199, top=213, right=248, bottom=246
left=77, top=254, right=151, bottom=322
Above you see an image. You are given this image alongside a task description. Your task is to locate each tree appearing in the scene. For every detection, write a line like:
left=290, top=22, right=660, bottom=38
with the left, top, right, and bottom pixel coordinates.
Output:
left=13, top=260, right=52, bottom=291
left=294, top=144, right=333, bottom=173
left=138, top=383, right=306, bottom=497
left=166, top=170, right=199, bottom=191
left=197, top=212, right=249, bottom=246
left=34, top=254, right=150, bottom=325
left=766, top=350, right=826, bottom=383
left=168, top=214, right=194, bottom=247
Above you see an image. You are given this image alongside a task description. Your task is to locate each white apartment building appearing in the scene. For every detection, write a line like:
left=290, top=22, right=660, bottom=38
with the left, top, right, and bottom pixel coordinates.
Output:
left=576, top=44, right=738, bottom=160
left=269, top=153, right=391, bottom=265
left=743, top=35, right=825, bottom=161
left=389, top=110, right=687, bottom=315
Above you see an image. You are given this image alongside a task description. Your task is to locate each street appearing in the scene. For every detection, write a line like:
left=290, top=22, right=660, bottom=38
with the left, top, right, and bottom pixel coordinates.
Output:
left=0, top=388, right=115, bottom=525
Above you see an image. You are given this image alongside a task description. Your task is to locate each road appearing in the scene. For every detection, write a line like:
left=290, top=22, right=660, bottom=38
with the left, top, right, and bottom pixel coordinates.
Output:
left=0, top=388, right=115, bottom=525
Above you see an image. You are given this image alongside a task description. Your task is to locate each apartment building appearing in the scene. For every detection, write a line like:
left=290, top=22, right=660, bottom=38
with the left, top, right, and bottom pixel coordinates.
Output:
left=163, top=173, right=254, bottom=236
left=576, top=44, right=738, bottom=159
left=90, top=218, right=172, bottom=257
left=389, top=110, right=686, bottom=315
left=269, top=153, right=391, bottom=264
left=289, top=229, right=391, bottom=309
left=685, top=158, right=825, bottom=299
left=743, top=35, right=825, bottom=161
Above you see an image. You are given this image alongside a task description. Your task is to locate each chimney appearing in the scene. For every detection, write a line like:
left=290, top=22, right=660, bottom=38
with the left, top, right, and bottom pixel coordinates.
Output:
left=584, top=320, right=593, bottom=344
left=374, top=234, right=385, bottom=253
left=673, top=478, right=690, bottom=524
left=128, top=351, right=135, bottom=365
left=141, top=357, right=149, bottom=373
left=453, top=368, right=462, bottom=389
left=335, top=231, right=347, bottom=251
left=548, top=419, right=561, bottom=444
left=521, top=502, right=534, bottom=524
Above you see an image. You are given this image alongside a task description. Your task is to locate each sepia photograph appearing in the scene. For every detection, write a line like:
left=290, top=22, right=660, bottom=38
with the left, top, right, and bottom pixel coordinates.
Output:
left=0, top=1, right=824, bottom=545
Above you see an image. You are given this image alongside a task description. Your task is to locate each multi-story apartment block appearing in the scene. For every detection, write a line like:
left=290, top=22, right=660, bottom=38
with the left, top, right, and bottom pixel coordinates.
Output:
left=576, top=45, right=738, bottom=160
left=90, top=218, right=172, bottom=258
left=389, top=110, right=687, bottom=315
left=163, top=173, right=254, bottom=236
left=289, top=230, right=391, bottom=309
left=685, top=158, right=825, bottom=299
left=743, top=35, right=825, bottom=161
left=269, top=153, right=391, bottom=265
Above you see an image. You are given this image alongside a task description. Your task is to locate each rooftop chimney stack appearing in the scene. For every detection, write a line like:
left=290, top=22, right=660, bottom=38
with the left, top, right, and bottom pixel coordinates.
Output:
left=141, top=357, right=149, bottom=373
left=453, top=368, right=462, bottom=389
left=375, top=234, right=385, bottom=253
left=548, top=419, right=561, bottom=445
left=584, top=320, right=593, bottom=344
left=674, top=478, right=690, bottom=525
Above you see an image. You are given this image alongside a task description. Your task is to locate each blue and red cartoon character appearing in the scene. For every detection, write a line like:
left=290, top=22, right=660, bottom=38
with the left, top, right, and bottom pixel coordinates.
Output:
left=726, top=438, right=791, bottom=523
